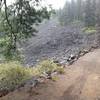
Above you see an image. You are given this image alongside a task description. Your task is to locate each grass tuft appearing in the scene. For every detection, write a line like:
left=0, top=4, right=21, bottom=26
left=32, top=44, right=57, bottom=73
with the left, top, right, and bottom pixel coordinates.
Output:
left=56, top=67, right=65, bottom=74
left=82, top=27, right=97, bottom=34
left=51, top=76, right=59, bottom=81
left=36, top=60, right=59, bottom=75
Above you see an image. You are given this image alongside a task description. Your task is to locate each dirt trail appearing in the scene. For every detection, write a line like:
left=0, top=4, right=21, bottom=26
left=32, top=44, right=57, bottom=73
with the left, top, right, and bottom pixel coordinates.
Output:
left=1, top=49, right=100, bottom=100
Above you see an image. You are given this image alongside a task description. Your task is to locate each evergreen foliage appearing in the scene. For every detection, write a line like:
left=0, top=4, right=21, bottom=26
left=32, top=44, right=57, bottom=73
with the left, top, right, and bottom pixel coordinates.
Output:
left=58, top=0, right=99, bottom=27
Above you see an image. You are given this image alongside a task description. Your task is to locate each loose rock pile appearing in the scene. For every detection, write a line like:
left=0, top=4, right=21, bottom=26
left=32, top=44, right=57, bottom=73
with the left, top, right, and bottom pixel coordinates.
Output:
left=23, top=19, right=99, bottom=67
left=53, top=45, right=98, bottom=66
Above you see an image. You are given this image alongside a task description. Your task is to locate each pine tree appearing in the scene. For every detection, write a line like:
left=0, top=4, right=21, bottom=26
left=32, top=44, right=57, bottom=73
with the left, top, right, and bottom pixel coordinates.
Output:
left=70, top=0, right=76, bottom=21
left=76, top=0, right=82, bottom=20
left=96, top=0, right=100, bottom=26
left=84, top=0, right=96, bottom=27
left=91, top=0, right=96, bottom=25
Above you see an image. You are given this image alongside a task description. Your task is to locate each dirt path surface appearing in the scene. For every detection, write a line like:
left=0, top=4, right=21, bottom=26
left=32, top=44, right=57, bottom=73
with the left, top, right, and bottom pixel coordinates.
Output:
left=1, top=49, right=100, bottom=100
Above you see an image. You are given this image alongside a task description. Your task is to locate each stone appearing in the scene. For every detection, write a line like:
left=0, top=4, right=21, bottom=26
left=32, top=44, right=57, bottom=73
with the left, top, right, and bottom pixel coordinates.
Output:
left=70, top=54, right=76, bottom=60
left=25, top=77, right=39, bottom=88
left=53, top=60, right=59, bottom=64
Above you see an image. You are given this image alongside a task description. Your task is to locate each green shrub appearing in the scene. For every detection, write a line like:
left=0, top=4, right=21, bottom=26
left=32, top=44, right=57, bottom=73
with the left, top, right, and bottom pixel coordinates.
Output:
left=0, top=62, right=33, bottom=91
left=36, top=60, right=59, bottom=75
left=82, top=27, right=97, bottom=34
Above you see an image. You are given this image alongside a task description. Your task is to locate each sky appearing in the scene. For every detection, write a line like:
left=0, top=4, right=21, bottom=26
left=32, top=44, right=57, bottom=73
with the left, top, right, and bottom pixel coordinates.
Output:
left=45, top=0, right=67, bottom=9
left=7, top=0, right=67, bottom=9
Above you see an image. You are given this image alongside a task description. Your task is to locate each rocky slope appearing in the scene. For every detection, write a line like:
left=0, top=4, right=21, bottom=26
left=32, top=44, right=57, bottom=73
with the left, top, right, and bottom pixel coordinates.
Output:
left=22, top=19, right=98, bottom=66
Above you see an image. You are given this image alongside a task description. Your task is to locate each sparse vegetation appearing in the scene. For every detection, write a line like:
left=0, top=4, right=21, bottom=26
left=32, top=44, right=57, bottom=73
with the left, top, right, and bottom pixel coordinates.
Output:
left=0, top=62, right=33, bottom=92
left=56, top=67, right=65, bottom=74
left=37, top=60, right=59, bottom=74
left=0, top=60, right=64, bottom=93
left=82, top=27, right=97, bottom=34
left=36, top=60, right=65, bottom=75
left=51, top=76, right=59, bottom=81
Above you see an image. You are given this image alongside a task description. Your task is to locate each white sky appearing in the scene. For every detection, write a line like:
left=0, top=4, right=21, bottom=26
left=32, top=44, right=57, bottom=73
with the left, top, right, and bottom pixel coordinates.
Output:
left=7, top=0, right=67, bottom=9
left=45, top=0, right=67, bottom=9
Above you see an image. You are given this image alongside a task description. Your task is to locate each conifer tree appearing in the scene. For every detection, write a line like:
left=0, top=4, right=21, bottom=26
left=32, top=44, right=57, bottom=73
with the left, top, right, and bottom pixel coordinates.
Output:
left=84, top=0, right=96, bottom=27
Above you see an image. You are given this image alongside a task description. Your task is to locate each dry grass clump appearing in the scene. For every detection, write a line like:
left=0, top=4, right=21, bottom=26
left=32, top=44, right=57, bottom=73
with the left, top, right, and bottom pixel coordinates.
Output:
left=0, top=62, right=33, bottom=92
left=0, top=60, right=65, bottom=93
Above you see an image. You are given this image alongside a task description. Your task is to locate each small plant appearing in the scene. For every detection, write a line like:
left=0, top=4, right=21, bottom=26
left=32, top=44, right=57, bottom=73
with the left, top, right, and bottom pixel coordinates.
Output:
left=51, top=76, right=59, bottom=81
left=82, top=27, right=97, bottom=34
left=57, top=67, right=65, bottom=74
left=36, top=60, right=58, bottom=75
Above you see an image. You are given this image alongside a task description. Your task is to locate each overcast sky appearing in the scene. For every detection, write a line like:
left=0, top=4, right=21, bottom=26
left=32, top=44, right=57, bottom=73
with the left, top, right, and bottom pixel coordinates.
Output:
left=7, top=0, right=67, bottom=9
left=45, top=0, right=67, bottom=9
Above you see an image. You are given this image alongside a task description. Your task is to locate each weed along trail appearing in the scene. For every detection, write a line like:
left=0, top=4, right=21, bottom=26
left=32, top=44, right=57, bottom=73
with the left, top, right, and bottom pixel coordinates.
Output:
left=0, top=49, right=100, bottom=100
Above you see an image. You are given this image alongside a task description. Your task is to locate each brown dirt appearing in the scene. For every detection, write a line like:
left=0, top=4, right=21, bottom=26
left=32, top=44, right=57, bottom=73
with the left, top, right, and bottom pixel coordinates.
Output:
left=1, top=49, right=100, bottom=100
